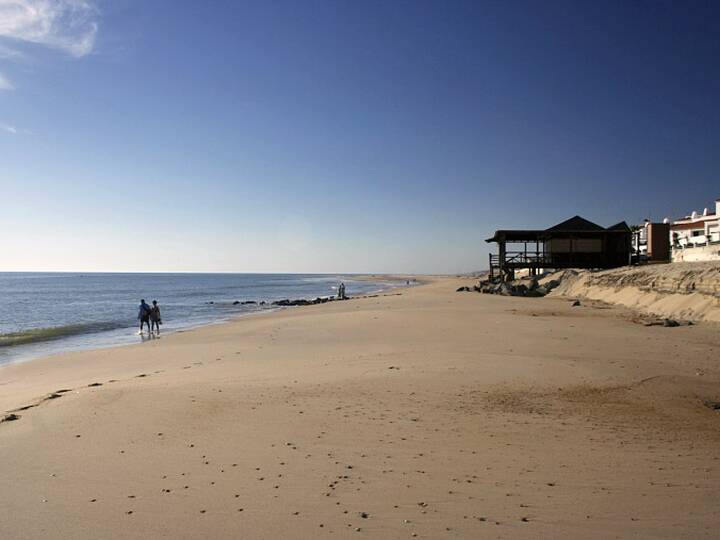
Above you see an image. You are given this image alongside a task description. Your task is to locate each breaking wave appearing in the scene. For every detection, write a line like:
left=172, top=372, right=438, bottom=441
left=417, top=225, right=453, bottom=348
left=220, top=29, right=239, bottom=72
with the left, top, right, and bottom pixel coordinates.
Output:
left=0, top=321, right=128, bottom=348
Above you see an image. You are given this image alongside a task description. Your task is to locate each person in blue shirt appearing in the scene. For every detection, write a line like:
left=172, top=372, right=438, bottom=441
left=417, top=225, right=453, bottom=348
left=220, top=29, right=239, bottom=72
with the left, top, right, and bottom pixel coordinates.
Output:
left=138, top=299, right=152, bottom=333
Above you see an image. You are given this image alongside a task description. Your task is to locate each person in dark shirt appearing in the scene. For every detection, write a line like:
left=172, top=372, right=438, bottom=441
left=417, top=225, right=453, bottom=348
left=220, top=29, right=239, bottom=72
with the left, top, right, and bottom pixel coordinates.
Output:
left=138, top=299, right=151, bottom=334
left=149, top=300, right=162, bottom=335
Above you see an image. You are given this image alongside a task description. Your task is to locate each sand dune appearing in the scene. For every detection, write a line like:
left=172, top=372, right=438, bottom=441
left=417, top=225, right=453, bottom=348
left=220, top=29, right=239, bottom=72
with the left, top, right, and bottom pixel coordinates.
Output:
left=1, top=278, right=719, bottom=539
left=548, top=262, right=720, bottom=322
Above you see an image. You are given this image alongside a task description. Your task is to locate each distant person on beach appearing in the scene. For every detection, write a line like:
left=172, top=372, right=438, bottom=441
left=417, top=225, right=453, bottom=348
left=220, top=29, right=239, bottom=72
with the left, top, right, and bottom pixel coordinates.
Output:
left=138, top=299, right=151, bottom=333
left=150, top=300, right=162, bottom=334
left=339, top=282, right=346, bottom=300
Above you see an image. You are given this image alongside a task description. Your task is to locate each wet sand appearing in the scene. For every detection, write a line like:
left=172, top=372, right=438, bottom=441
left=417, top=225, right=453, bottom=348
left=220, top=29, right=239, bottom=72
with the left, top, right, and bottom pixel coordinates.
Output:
left=1, top=277, right=719, bottom=539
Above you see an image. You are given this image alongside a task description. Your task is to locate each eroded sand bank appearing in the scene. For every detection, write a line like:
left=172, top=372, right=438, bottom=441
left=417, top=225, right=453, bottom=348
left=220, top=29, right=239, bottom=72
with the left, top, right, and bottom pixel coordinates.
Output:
left=1, top=277, right=719, bottom=539
left=549, top=262, right=720, bottom=322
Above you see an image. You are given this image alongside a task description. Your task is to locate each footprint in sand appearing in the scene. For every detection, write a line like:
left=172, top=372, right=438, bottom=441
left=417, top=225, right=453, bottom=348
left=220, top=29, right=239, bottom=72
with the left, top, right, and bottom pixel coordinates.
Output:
left=13, top=404, right=36, bottom=412
left=88, top=382, right=103, bottom=387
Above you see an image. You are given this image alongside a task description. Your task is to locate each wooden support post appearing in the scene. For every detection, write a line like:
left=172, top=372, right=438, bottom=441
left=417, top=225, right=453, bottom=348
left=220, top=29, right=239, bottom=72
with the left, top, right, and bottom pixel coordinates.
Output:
left=499, top=240, right=506, bottom=282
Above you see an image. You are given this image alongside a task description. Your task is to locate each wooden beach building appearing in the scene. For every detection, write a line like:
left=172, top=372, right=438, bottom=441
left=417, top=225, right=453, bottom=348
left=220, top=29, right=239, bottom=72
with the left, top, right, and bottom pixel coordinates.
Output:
left=486, top=216, right=632, bottom=281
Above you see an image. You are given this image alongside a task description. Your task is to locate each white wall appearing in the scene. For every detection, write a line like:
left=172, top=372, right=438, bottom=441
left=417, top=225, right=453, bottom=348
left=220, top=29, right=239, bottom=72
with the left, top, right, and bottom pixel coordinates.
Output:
left=672, top=243, right=720, bottom=262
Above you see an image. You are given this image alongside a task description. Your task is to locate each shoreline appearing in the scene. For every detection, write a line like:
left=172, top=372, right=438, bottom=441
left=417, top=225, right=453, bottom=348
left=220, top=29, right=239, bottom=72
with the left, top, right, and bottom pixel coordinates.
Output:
left=0, top=279, right=426, bottom=414
left=0, top=274, right=414, bottom=369
left=1, top=276, right=719, bottom=539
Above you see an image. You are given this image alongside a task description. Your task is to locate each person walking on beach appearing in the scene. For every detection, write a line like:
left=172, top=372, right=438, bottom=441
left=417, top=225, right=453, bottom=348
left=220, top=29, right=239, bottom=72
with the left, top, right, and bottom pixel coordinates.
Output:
left=339, top=282, right=346, bottom=300
left=150, top=300, right=162, bottom=335
left=138, top=299, right=152, bottom=334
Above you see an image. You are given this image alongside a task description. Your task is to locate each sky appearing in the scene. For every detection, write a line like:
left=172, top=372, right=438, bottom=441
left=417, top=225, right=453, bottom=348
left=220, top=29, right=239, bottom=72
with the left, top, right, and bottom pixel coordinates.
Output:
left=1, top=0, right=719, bottom=274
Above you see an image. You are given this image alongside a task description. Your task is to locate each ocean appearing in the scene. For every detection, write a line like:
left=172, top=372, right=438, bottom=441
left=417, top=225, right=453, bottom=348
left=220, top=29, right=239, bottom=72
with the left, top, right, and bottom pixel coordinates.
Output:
left=0, top=273, right=406, bottom=366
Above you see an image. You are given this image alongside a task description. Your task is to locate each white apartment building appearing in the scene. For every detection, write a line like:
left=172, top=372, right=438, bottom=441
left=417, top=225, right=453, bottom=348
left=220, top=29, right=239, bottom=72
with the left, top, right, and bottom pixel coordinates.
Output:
left=671, top=199, right=720, bottom=248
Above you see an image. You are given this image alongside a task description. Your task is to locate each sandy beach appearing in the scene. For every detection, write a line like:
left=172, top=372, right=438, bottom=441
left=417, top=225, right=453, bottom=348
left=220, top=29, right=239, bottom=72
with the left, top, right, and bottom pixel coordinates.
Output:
left=1, top=277, right=719, bottom=539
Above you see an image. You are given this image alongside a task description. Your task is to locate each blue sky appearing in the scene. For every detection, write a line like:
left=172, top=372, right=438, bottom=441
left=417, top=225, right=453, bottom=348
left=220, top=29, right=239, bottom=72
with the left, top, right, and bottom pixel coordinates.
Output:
left=1, top=0, right=719, bottom=273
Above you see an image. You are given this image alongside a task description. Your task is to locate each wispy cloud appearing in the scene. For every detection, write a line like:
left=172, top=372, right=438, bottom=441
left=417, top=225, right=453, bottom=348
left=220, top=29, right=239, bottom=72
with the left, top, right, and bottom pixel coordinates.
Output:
left=1, top=122, right=18, bottom=134
left=0, top=0, right=98, bottom=57
left=0, top=71, right=13, bottom=89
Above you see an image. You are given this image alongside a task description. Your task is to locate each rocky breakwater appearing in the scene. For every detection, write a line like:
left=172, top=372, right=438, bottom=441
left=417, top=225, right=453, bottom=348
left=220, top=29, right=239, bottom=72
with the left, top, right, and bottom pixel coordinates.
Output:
left=206, top=297, right=350, bottom=308
left=272, top=296, right=343, bottom=307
